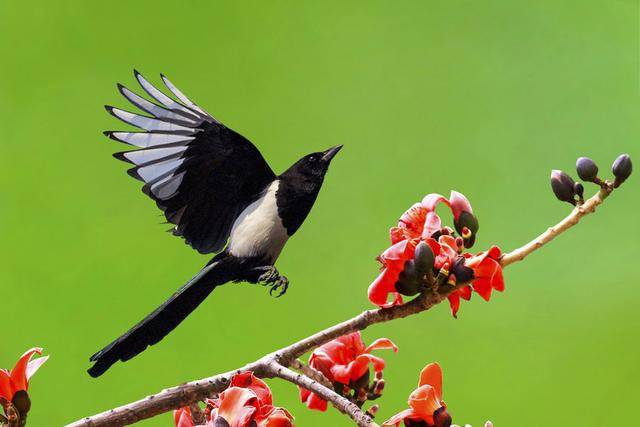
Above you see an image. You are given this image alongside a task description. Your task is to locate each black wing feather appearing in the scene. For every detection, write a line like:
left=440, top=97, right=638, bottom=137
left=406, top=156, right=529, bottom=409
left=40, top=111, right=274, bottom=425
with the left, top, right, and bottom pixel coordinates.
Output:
left=105, top=71, right=276, bottom=254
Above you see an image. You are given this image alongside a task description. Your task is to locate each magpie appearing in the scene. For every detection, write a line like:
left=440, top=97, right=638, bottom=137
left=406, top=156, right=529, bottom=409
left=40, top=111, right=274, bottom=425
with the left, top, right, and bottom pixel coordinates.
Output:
left=87, top=70, right=342, bottom=377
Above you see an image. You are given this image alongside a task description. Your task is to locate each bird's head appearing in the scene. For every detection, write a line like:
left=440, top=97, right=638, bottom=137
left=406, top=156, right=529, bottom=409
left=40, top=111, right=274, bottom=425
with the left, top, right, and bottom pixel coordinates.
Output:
left=285, top=145, right=343, bottom=182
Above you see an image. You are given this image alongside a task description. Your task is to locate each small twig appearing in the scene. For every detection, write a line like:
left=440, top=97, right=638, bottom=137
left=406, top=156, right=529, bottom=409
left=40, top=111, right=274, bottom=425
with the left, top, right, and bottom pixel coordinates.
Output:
left=289, top=359, right=333, bottom=389
left=500, top=185, right=612, bottom=266
left=68, top=186, right=617, bottom=427
left=263, top=361, right=378, bottom=427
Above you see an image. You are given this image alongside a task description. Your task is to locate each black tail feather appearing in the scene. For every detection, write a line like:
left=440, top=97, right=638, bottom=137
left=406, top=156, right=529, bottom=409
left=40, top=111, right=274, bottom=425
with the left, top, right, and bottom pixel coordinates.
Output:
left=88, top=255, right=231, bottom=377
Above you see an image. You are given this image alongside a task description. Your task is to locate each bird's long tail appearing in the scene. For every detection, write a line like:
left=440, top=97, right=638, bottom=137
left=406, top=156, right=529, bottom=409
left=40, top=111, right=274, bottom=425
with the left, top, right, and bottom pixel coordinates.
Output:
left=87, top=254, right=232, bottom=377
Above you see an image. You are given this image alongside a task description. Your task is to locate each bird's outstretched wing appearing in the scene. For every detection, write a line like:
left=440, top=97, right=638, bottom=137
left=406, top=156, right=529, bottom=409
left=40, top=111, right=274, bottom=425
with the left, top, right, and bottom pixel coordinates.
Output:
left=105, top=70, right=276, bottom=254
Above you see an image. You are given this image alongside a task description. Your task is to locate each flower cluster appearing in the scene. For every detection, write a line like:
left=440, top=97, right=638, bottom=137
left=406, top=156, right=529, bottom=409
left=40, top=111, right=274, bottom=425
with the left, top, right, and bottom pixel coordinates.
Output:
left=368, top=191, right=504, bottom=316
left=300, top=331, right=397, bottom=411
left=0, top=348, right=48, bottom=426
left=174, top=372, right=294, bottom=427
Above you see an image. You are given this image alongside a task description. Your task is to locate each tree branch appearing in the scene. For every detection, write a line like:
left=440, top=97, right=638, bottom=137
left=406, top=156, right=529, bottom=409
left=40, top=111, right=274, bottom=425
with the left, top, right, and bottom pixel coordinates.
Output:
left=264, top=361, right=378, bottom=427
left=67, top=185, right=617, bottom=427
left=289, top=359, right=333, bottom=389
left=500, top=184, right=612, bottom=267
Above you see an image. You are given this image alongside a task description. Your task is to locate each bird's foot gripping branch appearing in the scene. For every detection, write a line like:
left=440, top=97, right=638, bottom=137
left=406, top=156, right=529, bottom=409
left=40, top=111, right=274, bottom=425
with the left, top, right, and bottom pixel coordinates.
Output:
left=63, top=153, right=631, bottom=427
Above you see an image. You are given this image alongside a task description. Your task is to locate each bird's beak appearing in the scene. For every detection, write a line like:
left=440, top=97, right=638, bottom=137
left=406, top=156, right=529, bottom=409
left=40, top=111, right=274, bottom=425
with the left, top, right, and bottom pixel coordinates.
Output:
left=321, top=145, right=343, bottom=162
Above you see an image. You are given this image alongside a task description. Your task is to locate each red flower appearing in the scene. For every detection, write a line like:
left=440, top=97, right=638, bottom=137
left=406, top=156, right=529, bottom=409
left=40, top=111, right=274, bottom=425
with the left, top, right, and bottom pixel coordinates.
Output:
left=173, top=372, right=294, bottom=427
left=300, top=331, right=397, bottom=412
left=383, top=363, right=451, bottom=427
left=0, top=347, right=48, bottom=408
left=369, top=191, right=505, bottom=317
left=464, top=246, right=504, bottom=301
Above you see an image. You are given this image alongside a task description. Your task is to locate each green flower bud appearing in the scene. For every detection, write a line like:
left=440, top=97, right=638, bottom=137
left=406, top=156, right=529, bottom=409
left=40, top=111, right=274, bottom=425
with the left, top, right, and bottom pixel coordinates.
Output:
left=576, top=157, right=599, bottom=182
left=612, top=153, right=632, bottom=187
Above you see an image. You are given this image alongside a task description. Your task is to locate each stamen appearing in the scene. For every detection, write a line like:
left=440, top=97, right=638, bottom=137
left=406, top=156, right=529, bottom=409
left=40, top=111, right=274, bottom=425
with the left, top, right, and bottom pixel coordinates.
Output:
left=462, top=227, right=472, bottom=239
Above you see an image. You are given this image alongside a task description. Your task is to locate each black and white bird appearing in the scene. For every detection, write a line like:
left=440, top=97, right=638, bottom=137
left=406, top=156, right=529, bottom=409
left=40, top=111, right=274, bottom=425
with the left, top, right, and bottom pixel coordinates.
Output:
left=88, top=70, right=342, bottom=377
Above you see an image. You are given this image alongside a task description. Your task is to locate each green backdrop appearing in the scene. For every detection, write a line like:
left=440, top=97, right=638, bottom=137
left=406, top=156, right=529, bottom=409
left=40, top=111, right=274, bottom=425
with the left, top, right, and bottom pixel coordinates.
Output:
left=1, top=1, right=638, bottom=426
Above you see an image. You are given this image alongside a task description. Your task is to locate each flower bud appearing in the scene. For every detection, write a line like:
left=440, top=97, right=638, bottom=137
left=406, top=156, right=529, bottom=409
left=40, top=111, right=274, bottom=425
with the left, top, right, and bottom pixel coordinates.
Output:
left=11, top=390, right=31, bottom=417
left=550, top=170, right=576, bottom=204
left=454, top=211, right=479, bottom=248
left=414, top=241, right=435, bottom=274
left=574, top=182, right=584, bottom=201
left=395, top=260, right=422, bottom=296
left=451, top=257, right=474, bottom=283
left=576, top=157, right=599, bottom=182
left=433, top=407, right=452, bottom=427
left=612, top=153, right=632, bottom=187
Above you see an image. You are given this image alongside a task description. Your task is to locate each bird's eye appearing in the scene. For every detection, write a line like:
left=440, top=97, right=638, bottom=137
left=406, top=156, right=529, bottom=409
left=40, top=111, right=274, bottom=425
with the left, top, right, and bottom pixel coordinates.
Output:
left=308, top=155, right=317, bottom=163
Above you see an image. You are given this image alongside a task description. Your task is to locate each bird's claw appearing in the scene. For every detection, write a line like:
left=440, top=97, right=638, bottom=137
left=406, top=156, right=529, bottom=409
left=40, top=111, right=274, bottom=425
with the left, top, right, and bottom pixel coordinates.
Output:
left=258, top=267, right=280, bottom=285
left=269, top=276, right=289, bottom=297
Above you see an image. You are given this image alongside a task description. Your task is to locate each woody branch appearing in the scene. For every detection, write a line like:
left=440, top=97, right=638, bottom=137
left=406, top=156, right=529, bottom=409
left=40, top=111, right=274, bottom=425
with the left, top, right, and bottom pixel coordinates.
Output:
left=67, top=163, right=628, bottom=427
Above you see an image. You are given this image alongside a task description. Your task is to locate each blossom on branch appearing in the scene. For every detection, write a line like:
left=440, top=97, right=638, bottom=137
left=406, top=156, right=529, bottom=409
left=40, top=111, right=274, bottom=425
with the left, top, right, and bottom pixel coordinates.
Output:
left=383, top=362, right=451, bottom=427
left=452, top=422, right=493, bottom=427
left=173, top=372, right=294, bottom=427
left=300, top=331, right=397, bottom=411
left=368, top=191, right=504, bottom=316
left=0, top=347, right=48, bottom=423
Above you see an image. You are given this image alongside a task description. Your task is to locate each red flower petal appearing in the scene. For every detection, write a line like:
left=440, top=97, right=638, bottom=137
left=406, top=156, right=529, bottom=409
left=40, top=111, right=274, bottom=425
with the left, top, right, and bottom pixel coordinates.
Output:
left=472, top=277, right=493, bottom=301
left=336, top=332, right=366, bottom=356
left=492, top=267, right=505, bottom=292
left=10, top=347, right=44, bottom=392
left=460, top=285, right=472, bottom=301
left=408, top=384, right=441, bottom=424
left=26, top=354, right=49, bottom=382
left=382, top=408, right=419, bottom=426
left=255, top=406, right=294, bottom=427
left=216, top=387, right=259, bottom=426
left=449, top=190, right=473, bottom=220
left=397, top=203, right=428, bottom=239
left=368, top=268, right=404, bottom=308
left=230, top=372, right=273, bottom=407
left=447, top=292, right=461, bottom=318
left=300, top=388, right=327, bottom=412
left=364, top=338, right=398, bottom=354
left=0, top=369, right=14, bottom=404
left=421, top=193, right=450, bottom=212
left=418, top=363, right=443, bottom=399
left=173, top=407, right=195, bottom=427
left=389, top=227, right=406, bottom=245
left=421, top=212, right=442, bottom=239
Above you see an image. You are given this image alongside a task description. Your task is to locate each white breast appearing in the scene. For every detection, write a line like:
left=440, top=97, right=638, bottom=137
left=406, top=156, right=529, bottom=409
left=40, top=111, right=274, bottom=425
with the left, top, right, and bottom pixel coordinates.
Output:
left=227, top=180, right=289, bottom=262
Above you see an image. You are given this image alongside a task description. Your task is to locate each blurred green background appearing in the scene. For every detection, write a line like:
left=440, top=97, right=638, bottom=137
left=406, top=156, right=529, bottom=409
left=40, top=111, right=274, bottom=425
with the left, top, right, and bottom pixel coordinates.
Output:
left=1, top=1, right=638, bottom=425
